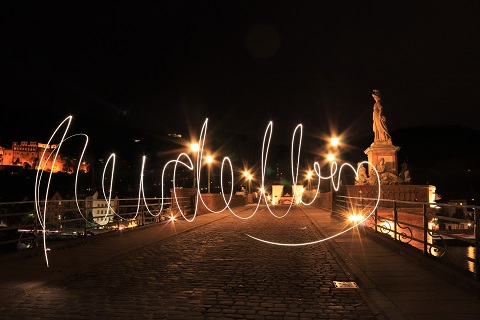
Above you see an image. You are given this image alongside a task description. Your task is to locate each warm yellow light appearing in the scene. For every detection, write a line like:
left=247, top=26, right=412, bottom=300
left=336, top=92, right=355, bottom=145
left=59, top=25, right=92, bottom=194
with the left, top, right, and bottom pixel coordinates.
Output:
left=331, top=137, right=339, bottom=147
left=170, top=215, right=176, bottom=222
left=307, top=170, right=313, bottom=179
left=348, top=214, right=363, bottom=222
left=327, top=153, right=335, bottom=162
left=206, top=155, right=213, bottom=163
left=190, top=143, right=199, bottom=152
left=243, top=171, right=249, bottom=177
left=248, top=174, right=252, bottom=180
left=259, top=187, right=265, bottom=193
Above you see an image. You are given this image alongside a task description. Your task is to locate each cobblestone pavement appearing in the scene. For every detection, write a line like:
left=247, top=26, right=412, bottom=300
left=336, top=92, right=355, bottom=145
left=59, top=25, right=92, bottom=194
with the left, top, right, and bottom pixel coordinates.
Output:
left=1, top=206, right=379, bottom=319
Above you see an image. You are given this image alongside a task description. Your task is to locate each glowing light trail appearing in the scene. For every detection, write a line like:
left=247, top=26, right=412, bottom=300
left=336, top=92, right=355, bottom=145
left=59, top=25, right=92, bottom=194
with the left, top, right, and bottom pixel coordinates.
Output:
left=34, top=116, right=381, bottom=266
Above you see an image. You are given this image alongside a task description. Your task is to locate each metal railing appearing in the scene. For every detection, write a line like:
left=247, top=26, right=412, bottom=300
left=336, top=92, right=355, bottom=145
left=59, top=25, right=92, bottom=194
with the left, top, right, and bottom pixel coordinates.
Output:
left=334, top=195, right=479, bottom=280
left=0, top=197, right=192, bottom=254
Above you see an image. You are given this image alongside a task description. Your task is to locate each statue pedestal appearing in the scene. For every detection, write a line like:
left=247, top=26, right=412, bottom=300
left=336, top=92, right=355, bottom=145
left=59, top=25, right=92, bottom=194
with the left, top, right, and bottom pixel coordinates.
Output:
left=364, top=142, right=401, bottom=175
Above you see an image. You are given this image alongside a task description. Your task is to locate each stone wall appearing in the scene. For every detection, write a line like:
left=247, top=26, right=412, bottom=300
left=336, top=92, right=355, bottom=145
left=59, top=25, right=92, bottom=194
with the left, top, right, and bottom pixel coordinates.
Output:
left=197, top=193, right=246, bottom=212
left=313, top=185, right=436, bottom=211
left=341, top=185, right=435, bottom=203
left=170, top=188, right=246, bottom=213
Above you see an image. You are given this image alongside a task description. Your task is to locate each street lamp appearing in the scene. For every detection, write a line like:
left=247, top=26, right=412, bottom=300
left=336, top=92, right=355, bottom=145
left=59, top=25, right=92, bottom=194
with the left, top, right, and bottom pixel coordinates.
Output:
left=190, top=143, right=199, bottom=188
left=206, top=155, right=213, bottom=193
left=243, top=171, right=249, bottom=193
left=247, top=174, right=253, bottom=194
left=328, top=137, right=340, bottom=216
left=327, top=136, right=340, bottom=192
left=331, top=137, right=339, bottom=147
left=327, top=152, right=335, bottom=162
left=307, top=170, right=313, bottom=190
left=327, top=153, right=335, bottom=192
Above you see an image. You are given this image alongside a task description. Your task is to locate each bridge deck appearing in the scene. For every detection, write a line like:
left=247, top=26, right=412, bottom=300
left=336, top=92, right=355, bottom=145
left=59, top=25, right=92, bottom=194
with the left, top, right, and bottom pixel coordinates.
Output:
left=0, top=205, right=479, bottom=319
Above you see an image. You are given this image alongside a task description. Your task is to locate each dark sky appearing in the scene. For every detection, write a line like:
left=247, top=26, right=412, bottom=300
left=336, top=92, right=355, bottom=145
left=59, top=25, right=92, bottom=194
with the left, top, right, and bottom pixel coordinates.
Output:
left=2, top=1, right=480, bottom=147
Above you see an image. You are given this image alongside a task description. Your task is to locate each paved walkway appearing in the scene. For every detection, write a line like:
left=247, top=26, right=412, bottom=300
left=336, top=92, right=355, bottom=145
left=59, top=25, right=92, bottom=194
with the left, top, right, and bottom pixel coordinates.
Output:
left=302, top=206, right=480, bottom=320
left=0, top=205, right=479, bottom=319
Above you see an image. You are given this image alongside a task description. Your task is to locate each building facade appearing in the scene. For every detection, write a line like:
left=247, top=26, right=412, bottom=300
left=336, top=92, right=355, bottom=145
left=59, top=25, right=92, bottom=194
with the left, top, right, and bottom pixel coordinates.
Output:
left=0, top=141, right=89, bottom=173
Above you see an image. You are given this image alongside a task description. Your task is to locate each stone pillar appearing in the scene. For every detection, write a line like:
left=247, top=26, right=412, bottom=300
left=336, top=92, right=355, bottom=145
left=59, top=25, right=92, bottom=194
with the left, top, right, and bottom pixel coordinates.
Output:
left=364, top=141, right=401, bottom=175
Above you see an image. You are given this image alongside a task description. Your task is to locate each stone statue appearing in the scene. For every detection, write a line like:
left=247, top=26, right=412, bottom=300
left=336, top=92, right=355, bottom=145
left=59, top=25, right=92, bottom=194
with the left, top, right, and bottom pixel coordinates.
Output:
left=376, top=157, right=386, bottom=173
left=355, top=162, right=368, bottom=185
left=375, top=157, right=399, bottom=185
left=399, top=162, right=411, bottom=183
left=372, top=89, right=391, bottom=143
left=368, top=167, right=378, bottom=185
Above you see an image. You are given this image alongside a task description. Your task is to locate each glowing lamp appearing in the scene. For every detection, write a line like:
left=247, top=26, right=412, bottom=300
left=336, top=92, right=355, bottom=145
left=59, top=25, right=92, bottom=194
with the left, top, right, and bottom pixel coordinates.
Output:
left=331, top=137, right=339, bottom=147
left=348, top=214, right=363, bottom=223
left=190, top=143, right=199, bottom=152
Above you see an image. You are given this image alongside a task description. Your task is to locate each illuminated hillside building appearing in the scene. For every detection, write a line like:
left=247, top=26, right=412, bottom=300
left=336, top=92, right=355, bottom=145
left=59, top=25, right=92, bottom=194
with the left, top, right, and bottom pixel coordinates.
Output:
left=0, top=141, right=89, bottom=173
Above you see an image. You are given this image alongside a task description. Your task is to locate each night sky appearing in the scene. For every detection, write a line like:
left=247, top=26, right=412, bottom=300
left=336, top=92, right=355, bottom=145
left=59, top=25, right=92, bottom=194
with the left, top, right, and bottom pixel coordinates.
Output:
left=2, top=2, right=480, bottom=199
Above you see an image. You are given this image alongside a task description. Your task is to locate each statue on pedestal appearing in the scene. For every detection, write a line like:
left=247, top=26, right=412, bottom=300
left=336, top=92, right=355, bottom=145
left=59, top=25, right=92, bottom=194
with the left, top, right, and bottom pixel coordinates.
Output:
left=372, top=89, right=391, bottom=143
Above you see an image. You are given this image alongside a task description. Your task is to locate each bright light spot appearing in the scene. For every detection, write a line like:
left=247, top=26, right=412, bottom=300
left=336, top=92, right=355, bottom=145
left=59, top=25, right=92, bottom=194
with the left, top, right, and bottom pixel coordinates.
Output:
left=206, top=155, right=213, bottom=163
left=260, top=187, right=265, bottom=193
left=170, top=215, right=176, bottom=222
left=331, top=137, right=339, bottom=147
left=307, top=170, right=312, bottom=179
left=349, top=214, right=363, bottom=223
left=327, top=153, right=335, bottom=162
left=190, top=143, right=199, bottom=152
left=243, top=171, right=249, bottom=177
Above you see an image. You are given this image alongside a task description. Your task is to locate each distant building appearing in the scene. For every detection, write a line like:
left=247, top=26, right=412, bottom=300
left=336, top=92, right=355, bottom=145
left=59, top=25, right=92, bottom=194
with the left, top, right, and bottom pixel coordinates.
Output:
left=35, top=191, right=78, bottom=230
left=0, top=141, right=89, bottom=173
left=447, top=199, right=468, bottom=216
left=86, top=191, right=118, bottom=225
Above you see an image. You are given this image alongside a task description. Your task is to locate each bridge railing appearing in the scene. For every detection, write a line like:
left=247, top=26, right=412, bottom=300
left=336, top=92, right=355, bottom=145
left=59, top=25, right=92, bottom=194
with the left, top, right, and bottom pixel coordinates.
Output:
left=0, top=197, right=192, bottom=254
left=334, top=195, right=479, bottom=281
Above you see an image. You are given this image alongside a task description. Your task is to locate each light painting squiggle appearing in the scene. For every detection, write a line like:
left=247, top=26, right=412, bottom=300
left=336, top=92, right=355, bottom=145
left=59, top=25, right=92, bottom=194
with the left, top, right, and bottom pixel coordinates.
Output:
left=34, top=116, right=380, bottom=266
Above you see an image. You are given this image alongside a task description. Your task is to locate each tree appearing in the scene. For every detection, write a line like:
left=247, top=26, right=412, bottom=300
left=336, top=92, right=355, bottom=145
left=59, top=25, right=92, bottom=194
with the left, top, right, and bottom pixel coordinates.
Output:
left=451, top=207, right=466, bottom=223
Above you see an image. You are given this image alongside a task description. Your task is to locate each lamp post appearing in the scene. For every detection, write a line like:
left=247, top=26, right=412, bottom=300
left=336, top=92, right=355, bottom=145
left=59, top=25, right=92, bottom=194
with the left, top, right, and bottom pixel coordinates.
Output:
left=190, top=143, right=199, bottom=188
left=328, top=137, right=340, bottom=215
left=206, top=155, right=213, bottom=193
left=307, top=170, right=313, bottom=191
left=327, top=152, right=335, bottom=192
left=243, top=171, right=249, bottom=193
left=327, top=136, right=339, bottom=192
left=247, top=174, right=253, bottom=194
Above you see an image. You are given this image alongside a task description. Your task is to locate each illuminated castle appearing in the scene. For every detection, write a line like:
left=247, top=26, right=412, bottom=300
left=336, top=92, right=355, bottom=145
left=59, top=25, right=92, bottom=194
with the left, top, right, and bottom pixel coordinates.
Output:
left=0, top=141, right=89, bottom=173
